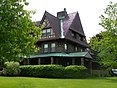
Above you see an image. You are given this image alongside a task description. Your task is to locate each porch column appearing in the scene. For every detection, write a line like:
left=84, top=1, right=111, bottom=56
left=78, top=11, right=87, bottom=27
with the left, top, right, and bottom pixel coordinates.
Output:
left=27, top=59, right=30, bottom=65
left=51, top=57, right=54, bottom=64
left=38, top=58, right=41, bottom=65
left=81, top=58, right=84, bottom=66
left=72, top=58, right=75, bottom=65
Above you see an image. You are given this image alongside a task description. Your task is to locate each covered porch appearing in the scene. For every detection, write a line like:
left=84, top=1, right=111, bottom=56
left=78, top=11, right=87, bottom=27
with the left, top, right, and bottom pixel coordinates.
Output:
left=21, top=52, right=92, bottom=69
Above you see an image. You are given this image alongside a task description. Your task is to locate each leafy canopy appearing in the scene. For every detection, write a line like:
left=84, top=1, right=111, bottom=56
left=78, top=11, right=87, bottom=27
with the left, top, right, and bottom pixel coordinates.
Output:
left=89, top=2, right=117, bottom=68
left=0, top=0, right=41, bottom=62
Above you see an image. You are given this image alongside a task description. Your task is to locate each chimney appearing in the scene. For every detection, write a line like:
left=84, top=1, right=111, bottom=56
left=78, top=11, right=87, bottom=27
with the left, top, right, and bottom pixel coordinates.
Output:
left=57, top=8, right=67, bottom=19
left=57, top=8, right=67, bottom=38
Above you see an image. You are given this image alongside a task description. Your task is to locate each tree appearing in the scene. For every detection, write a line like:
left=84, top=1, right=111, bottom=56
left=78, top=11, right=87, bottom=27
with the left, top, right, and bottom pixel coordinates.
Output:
left=0, top=0, right=40, bottom=62
left=89, top=2, right=117, bottom=68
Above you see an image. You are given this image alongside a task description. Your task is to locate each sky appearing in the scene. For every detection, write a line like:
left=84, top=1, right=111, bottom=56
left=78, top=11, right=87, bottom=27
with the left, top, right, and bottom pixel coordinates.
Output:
left=25, top=0, right=116, bottom=40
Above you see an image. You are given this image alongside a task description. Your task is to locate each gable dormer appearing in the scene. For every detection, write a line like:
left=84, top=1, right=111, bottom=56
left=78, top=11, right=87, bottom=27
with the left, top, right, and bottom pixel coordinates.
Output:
left=40, top=12, right=56, bottom=39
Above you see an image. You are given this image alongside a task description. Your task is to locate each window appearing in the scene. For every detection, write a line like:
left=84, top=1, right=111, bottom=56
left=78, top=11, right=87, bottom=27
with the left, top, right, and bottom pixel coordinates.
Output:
left=79, top=36, right=84, bottom=41
left=42, top=28, right=52, bottom=38
left=71, top=31, right=76, bottom=38
left=47, top=29, right=51, bottom=36
left=75, top=46, right=78, bottom=52
left=81, top=48, right=83, bottom=52
left=51, top=43, right=56, bottom=52
left=42, top=30, right=46, bottom=36
left=64, top=44, right=68, bottom=51
left=44, top=44, right=48, bottom=52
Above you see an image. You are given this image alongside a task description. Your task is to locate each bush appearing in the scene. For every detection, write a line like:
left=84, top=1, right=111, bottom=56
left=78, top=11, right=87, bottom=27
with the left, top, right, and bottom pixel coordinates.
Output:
left=20, top=65, right=88, bottom=78
left=20, top=65, right=64, bottom=78
left=91, top=70, right=111, bottom=77
left=3, top=61, right=20, bottom=76
left=64, top=65, right=87, bottom=78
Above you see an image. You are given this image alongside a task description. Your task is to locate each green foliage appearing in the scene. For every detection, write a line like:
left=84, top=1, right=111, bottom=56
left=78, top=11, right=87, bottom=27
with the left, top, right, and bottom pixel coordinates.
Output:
left=64, top=65, right=87, bottom=78
left=91, top=70, right=111, bottom=77
left=20, top=65, right=64, bottom=78
left=20, top=65, right=87, bottom=78
left=0, top=0, right=41, bottom=62
left=89, top=2, right=117, bottom=68
left=3, top=61, right=20, bottom=76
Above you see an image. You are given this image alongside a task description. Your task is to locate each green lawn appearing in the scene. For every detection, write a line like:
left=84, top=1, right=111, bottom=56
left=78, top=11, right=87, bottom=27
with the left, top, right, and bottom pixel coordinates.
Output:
left=0, top=76, right=117, bottom=88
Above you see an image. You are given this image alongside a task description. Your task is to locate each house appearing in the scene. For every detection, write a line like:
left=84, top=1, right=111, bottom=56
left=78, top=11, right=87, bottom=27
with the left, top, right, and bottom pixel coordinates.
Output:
left=21, top=8, right=93, bottom=69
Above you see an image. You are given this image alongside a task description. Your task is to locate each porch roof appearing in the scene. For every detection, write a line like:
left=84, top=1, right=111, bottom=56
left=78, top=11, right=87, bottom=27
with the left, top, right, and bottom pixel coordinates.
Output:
left=30, top=52, right=92, bottom=59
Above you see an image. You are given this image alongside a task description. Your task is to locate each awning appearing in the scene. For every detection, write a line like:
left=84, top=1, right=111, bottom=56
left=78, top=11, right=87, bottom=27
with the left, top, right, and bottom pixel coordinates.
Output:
left=30, top=52, right=92, bottom=59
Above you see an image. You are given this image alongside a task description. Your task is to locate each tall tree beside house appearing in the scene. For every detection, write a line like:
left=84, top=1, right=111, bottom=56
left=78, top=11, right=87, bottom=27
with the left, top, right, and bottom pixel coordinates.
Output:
left=89, top=2, right=117, bottom=68
left=0, top=0, right=40, bottom=62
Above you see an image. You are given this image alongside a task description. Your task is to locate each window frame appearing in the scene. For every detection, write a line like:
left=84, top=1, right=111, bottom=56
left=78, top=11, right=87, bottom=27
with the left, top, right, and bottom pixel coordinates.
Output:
left=51, top=43, right=56, bottom=52
left=44, top=44, right=49, bottom=53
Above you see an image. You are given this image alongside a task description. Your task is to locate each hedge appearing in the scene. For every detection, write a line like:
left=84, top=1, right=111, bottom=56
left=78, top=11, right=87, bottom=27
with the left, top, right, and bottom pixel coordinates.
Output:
left=20, top=65, right=87, bottom=78
left=64, top=65, right=87, bottom=78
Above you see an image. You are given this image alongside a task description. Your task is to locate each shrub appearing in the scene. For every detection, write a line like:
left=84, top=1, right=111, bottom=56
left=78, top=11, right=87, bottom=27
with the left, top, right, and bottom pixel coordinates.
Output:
left=20, top=65, right=88, bottom=78
left=3, top=61, right=20, bottom=76
left=20, top=65, right=64, bottom=78
left=64, top=65, right=87, bottom=78
left=91, top=70, right=111, bottom=77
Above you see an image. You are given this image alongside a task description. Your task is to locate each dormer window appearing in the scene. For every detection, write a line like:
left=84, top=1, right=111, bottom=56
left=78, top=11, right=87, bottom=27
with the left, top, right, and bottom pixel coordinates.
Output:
left=42, top=30, right=46, bottom=36
left=42, top=28, right=53, bottom=38
left=47, top=29, right=51, bottom=36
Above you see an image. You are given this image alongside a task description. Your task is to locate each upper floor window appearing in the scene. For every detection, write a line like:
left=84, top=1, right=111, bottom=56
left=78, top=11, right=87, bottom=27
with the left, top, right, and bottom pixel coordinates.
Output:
left=47, top=29, right=51, bottom=35
left=75, top=46, right=78, bottom=52
left=79, top=36, right=84, bottom=41
left=71, top=31, right=76, bottom=38
left=41, top=28, right=55, bottom=38
left=44, top=44, right=48, bottom=53
left=51, top=43, right=56, bottom=52
left=42, top=30, right=46, bottom=36
left=64, top=44, right=68, bottom=51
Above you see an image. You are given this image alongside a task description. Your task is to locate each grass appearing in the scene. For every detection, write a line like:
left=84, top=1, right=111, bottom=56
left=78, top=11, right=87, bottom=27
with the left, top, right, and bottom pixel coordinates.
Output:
left=0, top=76, right=117, bottom=88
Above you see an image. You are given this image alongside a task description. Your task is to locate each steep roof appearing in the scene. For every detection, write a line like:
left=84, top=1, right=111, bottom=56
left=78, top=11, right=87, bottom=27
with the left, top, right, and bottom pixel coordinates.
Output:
left=40, top=11, right=61, bottom=38
left=36, top=10, right=88, bottom=47
left=63, top=12, right=77, bottom=36
left=69, top=12, right=85, bottom=36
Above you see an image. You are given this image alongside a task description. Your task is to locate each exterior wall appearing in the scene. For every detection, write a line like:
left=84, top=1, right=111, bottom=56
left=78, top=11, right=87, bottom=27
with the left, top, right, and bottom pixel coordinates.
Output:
left=37, top=39, right=87, bottom=54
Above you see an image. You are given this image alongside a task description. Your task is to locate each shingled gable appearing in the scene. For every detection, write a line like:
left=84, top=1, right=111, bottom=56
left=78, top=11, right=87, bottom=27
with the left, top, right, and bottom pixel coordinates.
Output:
left=70, top=12, right=85, bottom=36
left=39, top=11, right=61, bottom=38
left=63, top=12, right=88, bottom=47
left=63, top=12, right=77, bottom=36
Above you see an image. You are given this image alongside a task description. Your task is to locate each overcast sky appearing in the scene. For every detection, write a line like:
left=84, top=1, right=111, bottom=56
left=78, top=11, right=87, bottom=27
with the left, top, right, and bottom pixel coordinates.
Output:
left=25, top=0, right=116, bottom=40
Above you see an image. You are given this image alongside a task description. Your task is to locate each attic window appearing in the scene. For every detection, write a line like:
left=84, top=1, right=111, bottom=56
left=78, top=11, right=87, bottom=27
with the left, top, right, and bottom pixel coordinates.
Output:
left=42, top=29, right=46, bottom=36
left=42, top=28, right=51, bottom=37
